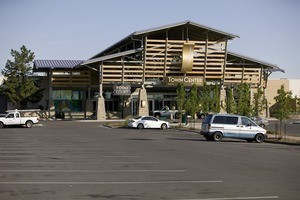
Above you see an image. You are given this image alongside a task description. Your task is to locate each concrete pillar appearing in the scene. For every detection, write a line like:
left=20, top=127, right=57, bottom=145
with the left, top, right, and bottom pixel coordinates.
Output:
left=220, top=86, right=227, bottom=113
left=96, top=96, right=106, bottom=120
left=137, top=87, right=149, bottom=116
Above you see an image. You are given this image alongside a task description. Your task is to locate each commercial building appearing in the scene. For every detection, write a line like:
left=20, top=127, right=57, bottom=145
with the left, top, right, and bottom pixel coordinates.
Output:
left=32, top=21, right=284, bottom=119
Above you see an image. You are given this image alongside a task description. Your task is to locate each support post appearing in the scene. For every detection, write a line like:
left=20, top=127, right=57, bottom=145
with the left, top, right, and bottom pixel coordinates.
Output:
left=137, top=86, right=149, bottom=116
left=97, top=62, right=106, bottom=120
left=220, top=85, right=227, bottom=113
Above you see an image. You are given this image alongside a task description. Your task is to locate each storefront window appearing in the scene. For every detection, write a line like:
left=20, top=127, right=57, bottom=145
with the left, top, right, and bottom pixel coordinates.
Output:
left=52, top=90, right=83, bottom=112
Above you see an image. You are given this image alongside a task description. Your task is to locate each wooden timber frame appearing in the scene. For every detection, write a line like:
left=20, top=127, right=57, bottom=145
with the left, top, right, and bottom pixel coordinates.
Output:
left=81, top=21, right=282, bottom=89
left=33, top=21, right=284, bottom=119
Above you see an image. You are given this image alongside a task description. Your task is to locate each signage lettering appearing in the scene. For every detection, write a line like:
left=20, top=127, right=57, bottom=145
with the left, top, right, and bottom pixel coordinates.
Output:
left=165, top=76, right=203, bottom=86
left=113, top=84, right=131, bottom=96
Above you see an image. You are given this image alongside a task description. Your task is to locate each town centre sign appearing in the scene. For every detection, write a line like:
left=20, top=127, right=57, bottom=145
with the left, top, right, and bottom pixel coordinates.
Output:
left=165, top=76, right=203, bottom=86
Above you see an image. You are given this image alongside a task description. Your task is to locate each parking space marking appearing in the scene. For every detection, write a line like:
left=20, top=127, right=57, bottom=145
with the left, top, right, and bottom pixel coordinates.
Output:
left=0, top=169, right=186, bottom=173
left=0, top=180, right=223, bottom=185
left=0, top=161, right=159, bottom=164
left=178, top=196, right=279, bottom=200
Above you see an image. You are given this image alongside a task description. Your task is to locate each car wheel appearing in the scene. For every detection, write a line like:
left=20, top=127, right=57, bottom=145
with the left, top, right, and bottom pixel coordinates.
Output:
left=161, top=123, right=167, bottom=130
left=25, top=121, right=33, bottom=128
left=255, top=133, right=265, bottom=143
left=212, top=132, right=223, bottom=142
left=0, top=122, right=3, bottom=128
left=137, top=123, right=144, bottom=130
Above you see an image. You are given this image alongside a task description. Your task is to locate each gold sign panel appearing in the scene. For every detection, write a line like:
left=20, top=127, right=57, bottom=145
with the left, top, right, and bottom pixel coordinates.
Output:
left=181, top=42, right=195, bottom=72
left=165, top=76, right=203, bottom=86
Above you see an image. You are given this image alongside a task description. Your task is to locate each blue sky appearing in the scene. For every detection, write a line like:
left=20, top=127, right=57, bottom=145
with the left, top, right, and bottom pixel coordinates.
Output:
left=0, top=0, right=299, bottom=79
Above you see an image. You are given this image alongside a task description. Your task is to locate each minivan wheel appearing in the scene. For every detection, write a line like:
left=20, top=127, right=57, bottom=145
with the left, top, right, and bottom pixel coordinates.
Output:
left=212, top=132, right=223, bottom=142
left=255, top=133, right=265, bottom=143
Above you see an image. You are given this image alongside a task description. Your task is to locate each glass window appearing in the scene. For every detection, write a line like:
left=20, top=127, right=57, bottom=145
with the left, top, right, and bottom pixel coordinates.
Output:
left=225, top=117, right=238, bottom=124
left=213, top=116, right=225, bottom=124
left=242, top=117, right=257, bottom=126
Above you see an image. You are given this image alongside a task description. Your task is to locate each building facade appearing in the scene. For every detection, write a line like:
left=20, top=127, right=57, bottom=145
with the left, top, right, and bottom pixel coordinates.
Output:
left=33, top=21, right=284, bottom=119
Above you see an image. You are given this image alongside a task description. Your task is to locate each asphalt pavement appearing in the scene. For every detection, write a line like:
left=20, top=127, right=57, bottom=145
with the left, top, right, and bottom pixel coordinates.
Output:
left=0, top=121, right=300, bottom=200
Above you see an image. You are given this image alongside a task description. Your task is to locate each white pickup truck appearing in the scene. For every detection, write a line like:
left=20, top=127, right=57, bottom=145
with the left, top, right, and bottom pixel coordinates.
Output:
left=0, top=110, right=39, bottom=128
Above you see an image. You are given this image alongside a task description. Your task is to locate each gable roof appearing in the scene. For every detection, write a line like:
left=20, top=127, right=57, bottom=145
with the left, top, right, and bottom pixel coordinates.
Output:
left=90, top=20, right=239, bottom=59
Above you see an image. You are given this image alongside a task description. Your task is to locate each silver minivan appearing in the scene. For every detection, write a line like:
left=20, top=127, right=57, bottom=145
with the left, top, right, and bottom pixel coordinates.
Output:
left=200, top=114, right=267, bottom=143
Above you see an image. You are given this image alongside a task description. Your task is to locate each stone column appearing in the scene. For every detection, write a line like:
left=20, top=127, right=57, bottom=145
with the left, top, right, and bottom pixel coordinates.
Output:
left=96, top=82, right=106, bottom=120
left=137, top=87, right=149, bottom=116
left=219, top=86, right=227, bottom=113
left=96, top=96, right=106, bottom=120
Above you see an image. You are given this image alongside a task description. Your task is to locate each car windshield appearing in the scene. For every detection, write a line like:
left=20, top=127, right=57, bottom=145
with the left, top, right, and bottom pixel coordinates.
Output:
left=134, top=116, right=143, bottom=120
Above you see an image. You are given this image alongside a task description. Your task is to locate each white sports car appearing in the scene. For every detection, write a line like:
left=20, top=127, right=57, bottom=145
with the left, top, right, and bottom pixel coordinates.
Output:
left=128, top=116, right=170, bottom=130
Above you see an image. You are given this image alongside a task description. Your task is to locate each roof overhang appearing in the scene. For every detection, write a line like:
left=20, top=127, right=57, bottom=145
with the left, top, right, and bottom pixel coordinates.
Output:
left=227, top=51, right=285, bottom=73
left=80, top=48, right=143, bottom=66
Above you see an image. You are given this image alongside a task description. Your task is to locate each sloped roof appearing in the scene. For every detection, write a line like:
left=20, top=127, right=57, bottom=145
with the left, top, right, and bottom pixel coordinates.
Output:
left=90, top=20, right=239, bottom=59
left=33, top=60, right=84, bottom=69
left=227, top=51, right=285, bottom=72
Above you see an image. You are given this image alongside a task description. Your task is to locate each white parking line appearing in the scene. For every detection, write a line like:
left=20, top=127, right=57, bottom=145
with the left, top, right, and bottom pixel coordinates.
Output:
left=178, top=196, right=279, bottom=200
left=0, top=161, right=159, bottom=164
left=0, top=169, right=186, bottom=173
left=0, top=180, right=223, bottom=185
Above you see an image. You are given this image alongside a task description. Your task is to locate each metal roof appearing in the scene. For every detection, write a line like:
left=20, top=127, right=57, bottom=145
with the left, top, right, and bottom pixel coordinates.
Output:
left=33, top=60, right=84, bottom=69
left=133, top=20, right=239, bottom=38
left=81, top=48, right=143, bottom=66
left=90, top=20, right=239, bottom=59
left=227, top=51, right=285, bottom=73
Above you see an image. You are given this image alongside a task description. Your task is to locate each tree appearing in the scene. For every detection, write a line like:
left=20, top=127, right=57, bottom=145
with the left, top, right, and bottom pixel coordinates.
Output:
left=235, top=83, right=251, bottom=116
left=1, top=45, right=38, bottom=108
left=273, top=85, right=293, bottom=138
left=252, top=87, right=267, bottom=117
left=176, top=83, right=186, bottom=122
left=199, top=83, right=211, bottom=114
left=186, top=84, right=199, bottom=118
left=225, top=86, right=236, bottom=114
left=210, top=84, right=220, bottom=113
left=295, top=96, right=300, bottom=114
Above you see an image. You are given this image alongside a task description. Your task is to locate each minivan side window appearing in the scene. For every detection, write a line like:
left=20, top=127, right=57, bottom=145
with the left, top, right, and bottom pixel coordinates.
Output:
left=241, top=117, right=257, bottom=126
left=213, top=116, right=238, bottom=124
left=213, top=116, right=225, bottom=124
left=203, top=114, right=213, bottom=124
left=225, top=116, right=238, bottom=124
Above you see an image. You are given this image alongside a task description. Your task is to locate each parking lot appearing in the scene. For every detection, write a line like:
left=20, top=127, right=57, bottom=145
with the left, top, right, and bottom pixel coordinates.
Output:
left=0, top=121, right=300, bottom=200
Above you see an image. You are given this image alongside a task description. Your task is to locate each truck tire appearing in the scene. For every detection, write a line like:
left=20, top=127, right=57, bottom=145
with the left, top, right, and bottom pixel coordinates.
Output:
left=154, top=113, right=161, bottom=119
left=0, top=122, right=3, bottom=128
left=25, top=120, right=33, bottom=128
